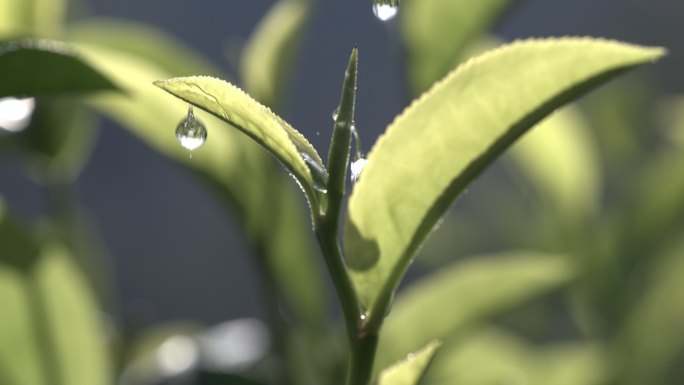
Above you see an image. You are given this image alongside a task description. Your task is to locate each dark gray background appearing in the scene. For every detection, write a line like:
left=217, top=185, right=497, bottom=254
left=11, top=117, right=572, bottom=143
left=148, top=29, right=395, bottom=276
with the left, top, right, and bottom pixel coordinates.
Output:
left=1, top=0, right=681, bottom=329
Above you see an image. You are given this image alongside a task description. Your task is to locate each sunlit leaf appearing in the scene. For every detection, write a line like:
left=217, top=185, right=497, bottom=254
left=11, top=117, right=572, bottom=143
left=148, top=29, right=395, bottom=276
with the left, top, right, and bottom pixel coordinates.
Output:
left=241, top=0, right=311, bottom=108
left=0, top=200, right=110, bottom=385
left=375, top=252, right=574, bottom=371
left=377, top=340, right=442, bottom=385
left=344, top=38, right=665, bottom=321
left=154, top=76, right=326, bottom=210
left=0, top=39, right=119, bottom=97
left=424, top=328, right=610, bottom=385
left=401, top=0, right=516, bottom=94
left=508, top=106, right=601, bottom=224
left=0, top=0, right=66, bottom=37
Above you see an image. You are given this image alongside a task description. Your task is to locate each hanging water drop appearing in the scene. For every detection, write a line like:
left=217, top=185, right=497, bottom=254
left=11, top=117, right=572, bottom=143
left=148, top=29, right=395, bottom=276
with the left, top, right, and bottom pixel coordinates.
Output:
left=300, top=151, right=329, bottom=193
left=331, top=107, right=340, bottom=121
left=350, top=157, right=367, bottom=183
left=372, top=0, right=399, bottom=22
left=176, top=106, right=207, bottom=151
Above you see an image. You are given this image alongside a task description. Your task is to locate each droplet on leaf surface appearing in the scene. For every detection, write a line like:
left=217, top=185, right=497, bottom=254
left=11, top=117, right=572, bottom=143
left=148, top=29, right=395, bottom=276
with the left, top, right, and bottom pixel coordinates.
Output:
left=372, top=0, right=399, bottom=21
left=176, top=106, right=207, bottom=151
left=351, top=157, right=367, bottom=183
left=300, top=151, right=329, bottom=193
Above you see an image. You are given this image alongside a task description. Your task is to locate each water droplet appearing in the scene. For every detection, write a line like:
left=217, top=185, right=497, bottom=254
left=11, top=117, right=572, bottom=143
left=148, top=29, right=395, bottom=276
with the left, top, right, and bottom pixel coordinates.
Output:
left=300, top=151, right=328, bottom=193
left=331, top=107, right=340, bottom=121
left=0, top=97, right=35, bottom=133
left=176, top=106, right=207, bottom=151
left=360, top=314, right=367, bottom=321
left=372, top=0, right=399, bottom=21
left=350, top=157, right=367, bottom=183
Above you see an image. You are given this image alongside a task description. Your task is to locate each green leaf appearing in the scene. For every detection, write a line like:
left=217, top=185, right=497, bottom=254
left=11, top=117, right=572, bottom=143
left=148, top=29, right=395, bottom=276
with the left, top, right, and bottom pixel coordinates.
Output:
left=377, top=340, right=442, bottom=385
left=0, top=200, right=110, bottom=385
left=344, top=38, right=665, bottom=321
left=0, top=0, right=66, bottom=37
left=240, top=0, right=311, bottom=108
left=154, top=76, right=326, bottom=211
left=617, top=241, right=684, bottom=385
left=424, top=328, right=610, bottom=385
left=67, top=19, right=220, bottom=78
left=0, top=39, right=119, bottom=97
left=401, top=0, right=516, bottom=94
left=508, top=106, right=601, bottom=224
left=375, top=252, right=574, bottom=372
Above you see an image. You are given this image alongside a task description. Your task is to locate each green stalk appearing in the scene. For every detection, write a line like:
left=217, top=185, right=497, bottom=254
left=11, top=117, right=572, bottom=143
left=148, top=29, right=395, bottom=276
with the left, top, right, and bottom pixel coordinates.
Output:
left=314, top=47, right=378, bottom=385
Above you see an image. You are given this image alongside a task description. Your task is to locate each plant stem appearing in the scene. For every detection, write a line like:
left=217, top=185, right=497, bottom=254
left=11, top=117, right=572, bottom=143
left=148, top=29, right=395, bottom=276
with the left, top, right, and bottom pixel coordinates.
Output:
left=315, top=221, right=378, bottom=385
left=316, top=47, right=378, bottom=385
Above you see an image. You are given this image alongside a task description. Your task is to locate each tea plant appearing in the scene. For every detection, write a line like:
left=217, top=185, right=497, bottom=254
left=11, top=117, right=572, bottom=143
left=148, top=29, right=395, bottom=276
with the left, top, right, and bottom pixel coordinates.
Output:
left=0, top=0, right=679, bottom=385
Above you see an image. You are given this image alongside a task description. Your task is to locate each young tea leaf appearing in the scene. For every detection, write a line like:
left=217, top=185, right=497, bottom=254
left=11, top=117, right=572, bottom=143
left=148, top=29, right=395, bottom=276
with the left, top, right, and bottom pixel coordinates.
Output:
left=71, top=41, right=325, bottom=328
left=154, top=76, right=326, bottom=211
left=344, top=38, right=665, bottom=323
left=377, top=340, right=442, bottom=385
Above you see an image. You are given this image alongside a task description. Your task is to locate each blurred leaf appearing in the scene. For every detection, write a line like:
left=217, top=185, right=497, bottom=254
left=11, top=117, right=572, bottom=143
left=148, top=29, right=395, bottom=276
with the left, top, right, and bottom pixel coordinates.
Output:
left=424, top=328, right=610, bottom=385
left=617, top=241, right=684, bottom=385
left=18, top=99, right=97, bottom=182
left=0, top=200, right=110, bottom=385
left=0, top=0, right=66, bottom=37
left=154, top=76, right=326, bottom=211
left=377, top=340, right=442, bottom=385
left=657, top=96, right=684, bottom=146
left=375, top=252, right=574, bottom=371
left=344, top=38, right=665, bottom=321
left=616, top=146, right=684, bottom=257
left=400, top=0, right=516, bottom=94
left=265, top=178, right=324, bottom=325
left=67, top=19, right=220, bottom=77
left=0, top=39, right=119, bottom=97
left=508, top=106, right=601, bottom=225
left=240, top=0, right=311, bottom=108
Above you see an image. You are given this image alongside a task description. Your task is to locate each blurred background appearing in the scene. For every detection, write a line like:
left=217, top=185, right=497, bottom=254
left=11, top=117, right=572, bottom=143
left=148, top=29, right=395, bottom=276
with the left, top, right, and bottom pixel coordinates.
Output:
left=1, top=0, right=683, bottom=384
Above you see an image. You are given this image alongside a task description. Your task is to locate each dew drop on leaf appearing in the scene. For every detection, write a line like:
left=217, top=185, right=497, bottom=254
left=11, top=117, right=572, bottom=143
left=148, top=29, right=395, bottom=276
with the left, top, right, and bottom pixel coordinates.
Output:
left=300, top=151, right=329, bottom=193
left=372, top=0, right=399, bottom=21
left=176, top=106, right=207, bottom=151
left=331, top=107, right=340, bottom=122
left=350, top=157, right=367, bottom=183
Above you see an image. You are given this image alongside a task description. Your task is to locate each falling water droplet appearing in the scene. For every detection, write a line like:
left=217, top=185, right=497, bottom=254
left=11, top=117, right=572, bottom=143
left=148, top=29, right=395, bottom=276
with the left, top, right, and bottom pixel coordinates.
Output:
left=331, top=107, right=340, bottom=121
left=350, top=157, right=367, bottom=183
left=300, top=151, right=329, bottom=193
left=372, top=0, right=399, bottom=21
left=176, top=106, right=207, bottom=151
